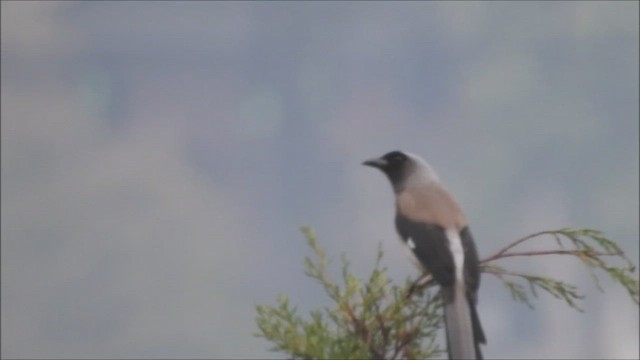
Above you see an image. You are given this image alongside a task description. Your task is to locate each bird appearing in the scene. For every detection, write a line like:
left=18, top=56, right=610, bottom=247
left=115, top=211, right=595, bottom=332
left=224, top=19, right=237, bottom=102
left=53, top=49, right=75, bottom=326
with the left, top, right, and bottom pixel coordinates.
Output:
left=363, top=150, right=486, bottom=360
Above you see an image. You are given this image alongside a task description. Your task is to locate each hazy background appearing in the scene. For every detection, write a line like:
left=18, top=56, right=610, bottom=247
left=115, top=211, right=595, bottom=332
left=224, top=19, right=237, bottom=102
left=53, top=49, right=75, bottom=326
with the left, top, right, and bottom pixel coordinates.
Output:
left=2, top=1, right=638, bottom=359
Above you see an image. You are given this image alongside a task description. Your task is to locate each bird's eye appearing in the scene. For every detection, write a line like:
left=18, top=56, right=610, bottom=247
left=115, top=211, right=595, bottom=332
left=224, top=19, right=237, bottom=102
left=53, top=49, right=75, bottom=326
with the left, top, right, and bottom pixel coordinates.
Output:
left=384, top=151, right=406, bottom=163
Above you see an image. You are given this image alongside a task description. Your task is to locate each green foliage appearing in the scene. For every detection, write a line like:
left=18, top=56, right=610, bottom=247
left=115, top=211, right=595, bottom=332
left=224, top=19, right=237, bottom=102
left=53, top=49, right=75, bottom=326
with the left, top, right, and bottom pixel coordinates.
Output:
left=256, top=226, right=443, bottom=359
left=481, top=228, right=639, bottom=311
left=255, top=227, right=639, bottom=359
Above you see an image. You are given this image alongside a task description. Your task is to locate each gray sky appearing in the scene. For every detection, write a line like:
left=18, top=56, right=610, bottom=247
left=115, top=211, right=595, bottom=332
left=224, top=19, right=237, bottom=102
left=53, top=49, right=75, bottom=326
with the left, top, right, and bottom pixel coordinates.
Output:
left=2, top=1, right=638, bottom=359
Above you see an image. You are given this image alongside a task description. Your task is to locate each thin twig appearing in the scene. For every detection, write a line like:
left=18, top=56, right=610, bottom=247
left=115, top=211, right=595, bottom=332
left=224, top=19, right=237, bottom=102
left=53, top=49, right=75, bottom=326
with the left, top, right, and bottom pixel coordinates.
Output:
left=481, top=249, right=623, bottom=264
left=486, top=230, right=557, bottom=260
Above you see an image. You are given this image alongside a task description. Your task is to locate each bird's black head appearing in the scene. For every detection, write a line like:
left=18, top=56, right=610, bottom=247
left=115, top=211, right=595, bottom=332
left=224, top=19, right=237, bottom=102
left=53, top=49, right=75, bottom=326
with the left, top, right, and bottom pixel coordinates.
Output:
left=362, top=150, right=412, bottom=186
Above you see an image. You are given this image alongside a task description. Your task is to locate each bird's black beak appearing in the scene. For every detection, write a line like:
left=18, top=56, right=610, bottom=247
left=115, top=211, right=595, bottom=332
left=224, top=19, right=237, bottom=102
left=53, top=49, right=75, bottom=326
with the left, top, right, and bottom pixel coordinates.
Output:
left=362, top=157, right=387, bottom=169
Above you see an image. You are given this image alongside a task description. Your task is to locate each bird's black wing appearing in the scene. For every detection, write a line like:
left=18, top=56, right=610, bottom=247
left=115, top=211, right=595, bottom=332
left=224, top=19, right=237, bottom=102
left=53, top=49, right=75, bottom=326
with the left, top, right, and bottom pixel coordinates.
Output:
left=397, top=215, right=487, bottom=351
left=395, top=213, right=456, bottom=287
left=460, top=227, right=486, bottom=345
left=460, top=227, right=481, bottom=297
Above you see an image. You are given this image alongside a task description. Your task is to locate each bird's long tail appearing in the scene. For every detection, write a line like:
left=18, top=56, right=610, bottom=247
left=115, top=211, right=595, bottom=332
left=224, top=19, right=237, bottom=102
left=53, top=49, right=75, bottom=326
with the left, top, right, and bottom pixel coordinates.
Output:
left=443, top=283, right=485, bottom=359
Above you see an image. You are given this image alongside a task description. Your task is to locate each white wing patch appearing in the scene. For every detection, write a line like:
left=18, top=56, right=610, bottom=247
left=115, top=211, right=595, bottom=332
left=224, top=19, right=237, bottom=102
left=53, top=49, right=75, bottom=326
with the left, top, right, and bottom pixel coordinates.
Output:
left=401, top=237, right=424, bottom=270
left=446, top=228, right=465, bottom=283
